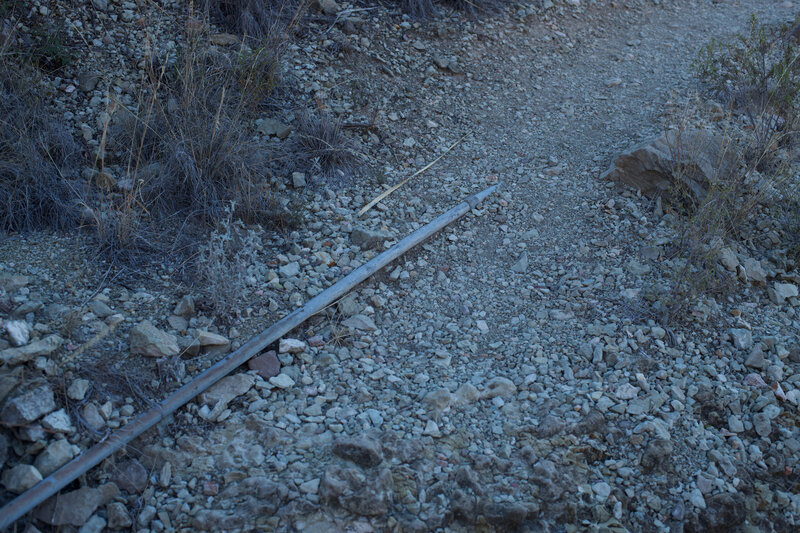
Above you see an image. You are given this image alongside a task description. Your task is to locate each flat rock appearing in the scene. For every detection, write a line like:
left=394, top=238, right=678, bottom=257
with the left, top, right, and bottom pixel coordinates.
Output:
left=41, top=408, right=76, bottom=434
left=279, top=261, right=301, bottom=278
left=67, top=379, right=90, bottom=401
left=173, top=295, right=195, bottom=317
left=729, top=328, right=752, bottom=350
left=2, top=464, right=42, bottom=493
left=279, top=338, right=306, bottom=353
left=106, top=501, right=132, bottom=529
left=258, top=118, right=291, bottom=139
left=129, top=321, right=179, bottom=357
left=35, top=439, right=78, bottom=476
left=331, top=435, right=383, bottom=467
left=248, top=351, right=281, bottom=379
left=769, top=282, right=798, bottom=305
left=1, top=384, right=56, bottom=425
left=34, top=483, right=119, bottom=526
left=269, top=373, right=295, bottom=389
left=640, top=438, right=673, bottom=472
left=112, top=459, right=148, bottom=493
left=200, top=374, right=255, bottom=406
left=602, top=129, right=737, bottom=201
left=350, top=227, right=392, bottom=250
left=481, top=377, right=517, bottom=399
left=511, top=251, right=529, bottom=273
left=0, top=334, right=63, bottom=365
left=342, top=314, right=377, bottom=331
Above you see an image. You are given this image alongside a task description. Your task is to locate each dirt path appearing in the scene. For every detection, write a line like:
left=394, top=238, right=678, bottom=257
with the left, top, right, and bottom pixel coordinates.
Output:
left=3, top=0, right=799, bottom=531
left=134, top=1, right=800, bottom=532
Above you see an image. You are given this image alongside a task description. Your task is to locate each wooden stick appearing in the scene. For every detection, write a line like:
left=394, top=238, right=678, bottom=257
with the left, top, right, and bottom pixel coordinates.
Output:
left=357, top=133, right=468, bottom=217
left=0, top=182, right=501, bottom=530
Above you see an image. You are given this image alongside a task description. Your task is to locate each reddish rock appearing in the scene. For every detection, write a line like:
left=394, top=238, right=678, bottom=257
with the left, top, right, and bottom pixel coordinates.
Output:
left=248, top=351, right=280, bottom=379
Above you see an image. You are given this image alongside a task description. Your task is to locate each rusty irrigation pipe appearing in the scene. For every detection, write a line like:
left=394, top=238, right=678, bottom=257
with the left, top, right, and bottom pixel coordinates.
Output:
left=0, top=182, right=501, bottom=530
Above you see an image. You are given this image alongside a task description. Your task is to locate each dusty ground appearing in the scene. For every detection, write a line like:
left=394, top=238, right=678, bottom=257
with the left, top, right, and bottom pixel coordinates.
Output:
left=2, top=0, right=800, bottom=531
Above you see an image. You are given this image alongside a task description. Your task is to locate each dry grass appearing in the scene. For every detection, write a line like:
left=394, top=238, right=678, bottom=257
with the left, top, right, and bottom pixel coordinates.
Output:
left=0, top=63, right=84, bottom=233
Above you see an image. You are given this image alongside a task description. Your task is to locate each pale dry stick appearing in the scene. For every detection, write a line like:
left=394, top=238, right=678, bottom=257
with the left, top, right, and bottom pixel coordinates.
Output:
left=0, top=183, right=501, bottom=530
left=357, top=133, right=469, bottom=216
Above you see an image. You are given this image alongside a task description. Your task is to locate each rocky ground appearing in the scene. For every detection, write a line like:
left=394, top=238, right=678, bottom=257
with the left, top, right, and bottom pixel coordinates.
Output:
left=2, top=0, right=800, bottom=531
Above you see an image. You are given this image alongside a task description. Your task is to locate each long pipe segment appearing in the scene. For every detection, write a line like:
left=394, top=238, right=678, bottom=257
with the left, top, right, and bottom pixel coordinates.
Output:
left=0, top=182, right=501, bottom=530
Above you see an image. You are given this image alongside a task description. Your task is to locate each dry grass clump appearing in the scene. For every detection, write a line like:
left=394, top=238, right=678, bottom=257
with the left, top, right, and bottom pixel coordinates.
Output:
left=286, top=111, right=358, bottom=182
left=0, top=64, right=84, bottom=233
left=201, top=0, right=308, bottom=40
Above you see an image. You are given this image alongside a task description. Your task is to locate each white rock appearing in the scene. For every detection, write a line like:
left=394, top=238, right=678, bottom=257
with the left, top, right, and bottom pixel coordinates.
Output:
left=423, top=420, right=441, bottom=437
left=41, top=409, right=75, bottom=434
left=5, top=320, right=31, bottom=346
left=269, top=374, right=295, bottom=389
left=769, top=282, right=798, bottom=305
left=688, top=488, right=706, bottom=509
left=279, top=338, right=306, bottom=353
left=481, top=377, right=517, bottom=399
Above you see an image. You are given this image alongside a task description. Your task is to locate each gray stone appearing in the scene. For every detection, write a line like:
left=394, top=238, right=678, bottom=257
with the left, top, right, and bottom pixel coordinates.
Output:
left=292, top=172, right=306, bottom=188
left=257, top=118, right=292, bottom=139
left=350, top=227, right=392, bottom=250
left=279, top=338, right=306, bottom=353
left=454, top=383, right=479, bottom=405
left=342, top=314, right=377, bottom=331
left=753, top=412, right=771, bottom=437
left=90, top=0, right=108, bottom=11
left=2, top=464, right=42, bottom=493
left=320, top=464, right=393, bottom=516
left=337, top=294, right=361, bottom=317
left=718, top=248, right=738, bottom=271
left=67, top=379, right=90, bottom=401
left=34, top=483, right=119, bottom=526
left=727, top=415, right=744, bottom=434
left=0, top=335, right=63, bottom=365
left=694, top=493, right=746, bottom=532
left=511, top=251, right=529, bottom=273
left=640, top=439, right=673, bottom=472
left=769, top=282, right=798, bottom=305
left=129, top=321, right=179, bottom=357
left=481, top=377, right=517, bottom=399
left=112, top=459, right=148, bottom=493
left=601, top=129, right=738, bottom=201
left=78, top=515, right=106, bottom=533
left=5, top=319, right=31, bottom=346
left=35, top=439, right=77, bottom=476
left=106, top=502, right=132, bottom=529
left=744, top=345, right=766, bottom=369
left=200, top=373, right=255, bottom=406
left=88, top=300, right=113, bottom=318
left=174, top=295, right=195, bottom=317
left=332, top=435, right=383, bottom=467
left=279, top=261, right=301, bottom=278
left=1, top=384, right=56, bottom=425
left=730, top=328, right=752, bottom=350
left=81, top=403, right=106, bottom=431
left=269, top=373, right=295, bottom=389
left=742, top=257, right=767, bottom=284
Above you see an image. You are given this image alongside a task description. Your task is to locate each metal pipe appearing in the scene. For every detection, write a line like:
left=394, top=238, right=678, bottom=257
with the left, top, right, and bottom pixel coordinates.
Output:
left=0, top=182, right=500, bottom=529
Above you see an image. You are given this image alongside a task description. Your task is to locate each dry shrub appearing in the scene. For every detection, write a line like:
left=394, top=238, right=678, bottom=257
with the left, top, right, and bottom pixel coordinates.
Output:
left=652, top=105, right=793, bottom=324
left=286, top=111, right=358, bottom=182
left=197, top=203, right=262, bottom=317
left=201, top=0, right=308, bottom=40
left=0, top=63, right=84, bottom=232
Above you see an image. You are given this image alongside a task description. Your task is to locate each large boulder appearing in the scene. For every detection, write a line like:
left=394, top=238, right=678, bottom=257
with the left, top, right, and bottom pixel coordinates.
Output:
left=602, top=129, right=739, bottom=201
